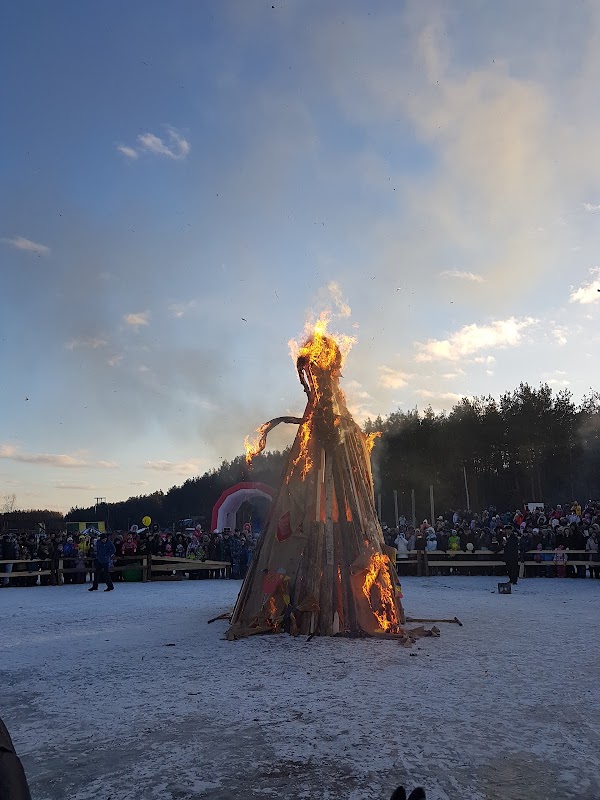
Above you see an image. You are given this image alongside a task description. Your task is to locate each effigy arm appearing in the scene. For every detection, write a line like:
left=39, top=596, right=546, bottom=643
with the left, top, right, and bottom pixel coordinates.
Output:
left=245, top=416, right=304, bottom=461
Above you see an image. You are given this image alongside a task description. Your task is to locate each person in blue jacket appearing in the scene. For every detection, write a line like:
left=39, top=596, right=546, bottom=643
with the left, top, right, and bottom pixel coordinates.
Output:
left=88, top=532, right=115, bottom=592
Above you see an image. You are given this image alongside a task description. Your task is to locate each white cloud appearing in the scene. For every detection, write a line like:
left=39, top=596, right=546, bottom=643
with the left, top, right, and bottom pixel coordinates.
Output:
left=137, top=127, right=190, bottom=160
left=543, top=371, right=570, bottom=387
left=145, top=459, right=201, bottom=475
left=415, top=317, right=537, bottom=362
left=54, top=482, right=95, bottom=490
left=2, top=236, right=50, bottom=255
left=486, top=370, right=495, bottom=376
left=378, top=366, right=412, bottom=389
left=107, top=355, right=123, bottom=367
left=0, top=444, right=118, bottom=469
left=116, top=145, right=139, bottom=160
left=414, top=390, right=466, bottom=408
left=472, top=356, right=496, bottom=364
left=66, top=336, right=108, bottom=351
left=552, top=327, right=568, bottom=346
left=124, top=311, right=150, bottom=328
left=440, top=270, right=484, bottom=283
left=441, top=369, right=465, bottom=379
left=168, top=300, right=197, bottom=318
left=569, top=268, right=600, bottom=304
left=583, top=203, right=600, bottom=212
left=343, top=379, right=377, bottom=425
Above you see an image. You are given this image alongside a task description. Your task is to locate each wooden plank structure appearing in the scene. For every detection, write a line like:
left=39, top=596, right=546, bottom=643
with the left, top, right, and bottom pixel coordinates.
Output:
left=394, top=549, right=593, bottom=575
left=228, top=318, right=404, bottom=639
left=0, top=555, right=230, bottom=584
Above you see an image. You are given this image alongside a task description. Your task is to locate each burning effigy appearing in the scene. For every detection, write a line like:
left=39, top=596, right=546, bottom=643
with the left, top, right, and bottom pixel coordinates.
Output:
left=226, top=315, right=406, bottom=639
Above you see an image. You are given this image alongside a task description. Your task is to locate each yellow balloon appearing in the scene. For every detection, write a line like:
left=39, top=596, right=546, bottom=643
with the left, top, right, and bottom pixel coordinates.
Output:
left=142, top=516, right=151, bottom=527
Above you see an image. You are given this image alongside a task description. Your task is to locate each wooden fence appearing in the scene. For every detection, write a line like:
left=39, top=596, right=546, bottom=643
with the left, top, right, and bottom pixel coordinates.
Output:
left=1, top=550, right=596, bottom=586
left=0, top=554, right=230, bottom=586
left=394, top=549, right=595, bottom=577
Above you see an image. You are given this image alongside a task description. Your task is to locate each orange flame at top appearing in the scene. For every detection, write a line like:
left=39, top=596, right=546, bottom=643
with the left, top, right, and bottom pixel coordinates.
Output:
left=289, top=311, right=355, bottom=370
left=365, top=431, right=382, bottom=454
left=362, top=551, right=399, bottom=633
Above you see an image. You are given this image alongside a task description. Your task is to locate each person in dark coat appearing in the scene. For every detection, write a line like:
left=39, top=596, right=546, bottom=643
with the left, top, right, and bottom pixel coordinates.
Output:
left=0, top=716, right=32, bottom=800
left=414, top=528, right=428, bottom=577
left=503, top=525, right=520, bottom=585
left=88, top=532, right=115, bottom=591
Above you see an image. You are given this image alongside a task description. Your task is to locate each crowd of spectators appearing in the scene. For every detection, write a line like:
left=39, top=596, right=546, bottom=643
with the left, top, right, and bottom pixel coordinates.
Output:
left=2, top=502, right=600, bottom=587
left=0, top=524, right=260, bottom=587
left=382, top=500, right=600, bottom=579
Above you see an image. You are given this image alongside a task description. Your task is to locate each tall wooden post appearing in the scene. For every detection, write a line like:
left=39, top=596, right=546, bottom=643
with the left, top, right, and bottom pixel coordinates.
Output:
left=463, top=465, right=471, bottom=511
left=377, top=493, right=382, bottom=522
left=393, top=489, right=399, bottom=527
left=429, top=485, right=435, bottom=525
left=411, top=489, right=416, bottom=527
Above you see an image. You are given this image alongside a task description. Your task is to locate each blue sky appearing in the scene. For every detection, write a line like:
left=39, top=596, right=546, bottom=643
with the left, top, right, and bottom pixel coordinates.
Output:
left=2, top=0, right=600, bottom=511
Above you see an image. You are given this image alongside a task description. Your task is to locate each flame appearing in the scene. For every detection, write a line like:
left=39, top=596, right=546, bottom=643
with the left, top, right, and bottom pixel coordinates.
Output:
left=289, top=311, right=355, bottom=369
left=361, top=552, right=399, bottom=633
left=267, top=596, right=278, bottom=630
left=286, top=413, right=313, bottom=483
left=244, top=422, right=270, bottom=464
left=365, top=431, right=382, bottom=454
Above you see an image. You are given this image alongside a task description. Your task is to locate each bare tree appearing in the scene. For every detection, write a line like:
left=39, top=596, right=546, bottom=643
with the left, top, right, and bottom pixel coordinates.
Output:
left=2, top=493, right=17, bottom=513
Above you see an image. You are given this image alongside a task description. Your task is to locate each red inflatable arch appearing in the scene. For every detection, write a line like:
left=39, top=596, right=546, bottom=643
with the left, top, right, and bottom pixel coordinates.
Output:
left=211, top=481, right=274, bottom=533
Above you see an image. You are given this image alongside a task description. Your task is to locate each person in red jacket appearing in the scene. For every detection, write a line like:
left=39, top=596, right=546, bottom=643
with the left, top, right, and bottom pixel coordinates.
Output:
left=122, top=534, right=137, bottom=557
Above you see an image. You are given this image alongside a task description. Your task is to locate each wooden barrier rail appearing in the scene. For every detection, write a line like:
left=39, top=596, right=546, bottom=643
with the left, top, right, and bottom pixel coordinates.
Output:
left=149, top=555, right=230, bottom=580
left=0, top=554, right=231, bottom=585
left=394, top=549, right=596, bottom=577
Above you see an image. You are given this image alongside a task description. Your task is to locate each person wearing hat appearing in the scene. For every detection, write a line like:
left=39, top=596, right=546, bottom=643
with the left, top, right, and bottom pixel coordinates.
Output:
left=88, top=531, right=115, bottom=592
left=503, top=525, right=520, bottom=585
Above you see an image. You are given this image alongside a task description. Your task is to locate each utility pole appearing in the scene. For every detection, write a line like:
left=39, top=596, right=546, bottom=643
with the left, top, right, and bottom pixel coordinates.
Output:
left=463, top=466, right=471, bottom=512
left=94, top=497, right=106, bottom=518
left=429, top=485, right=435, bottom=525
left=411, top=489, right=416, bottom=527
left=393, top=489, right=399, bottom=527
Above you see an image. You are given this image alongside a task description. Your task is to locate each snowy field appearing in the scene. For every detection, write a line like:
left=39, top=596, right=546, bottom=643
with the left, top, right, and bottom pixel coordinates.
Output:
left=2, top=577, right=599, bottom=800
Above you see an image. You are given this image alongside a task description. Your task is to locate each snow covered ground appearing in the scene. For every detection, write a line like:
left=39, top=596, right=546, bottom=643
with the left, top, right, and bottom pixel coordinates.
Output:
left=2, top=576, right=599, bottom=800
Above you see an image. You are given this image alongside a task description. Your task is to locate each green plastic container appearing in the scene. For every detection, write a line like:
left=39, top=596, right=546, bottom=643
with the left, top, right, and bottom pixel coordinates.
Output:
left=123, top=564, right=143, bottom=582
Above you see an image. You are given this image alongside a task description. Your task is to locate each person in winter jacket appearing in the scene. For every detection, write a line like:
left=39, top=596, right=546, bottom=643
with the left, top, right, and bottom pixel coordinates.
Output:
left=503, top=526, right=520, bottom=585
left=186, top=535, right=200, bottom=559
left=414, top=529, right=428, bottom=576
left=74, top=545, right=87, bottom=584
left=448, top=531, right=460, bottom=551
left=1, top=535, right=19, bottom=587
left=553, top=544, right=568, bottom=578
left=394, top=531, right=409, bottom=558
left=229, top=532, right=243, bottom=579
left=425, top=529, right=438, bottom=552
left=122, top=535, right=137, bottom=556
left=88, top=532, right=115, bottom=591
left=586, top=529, right=599, bottom=578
